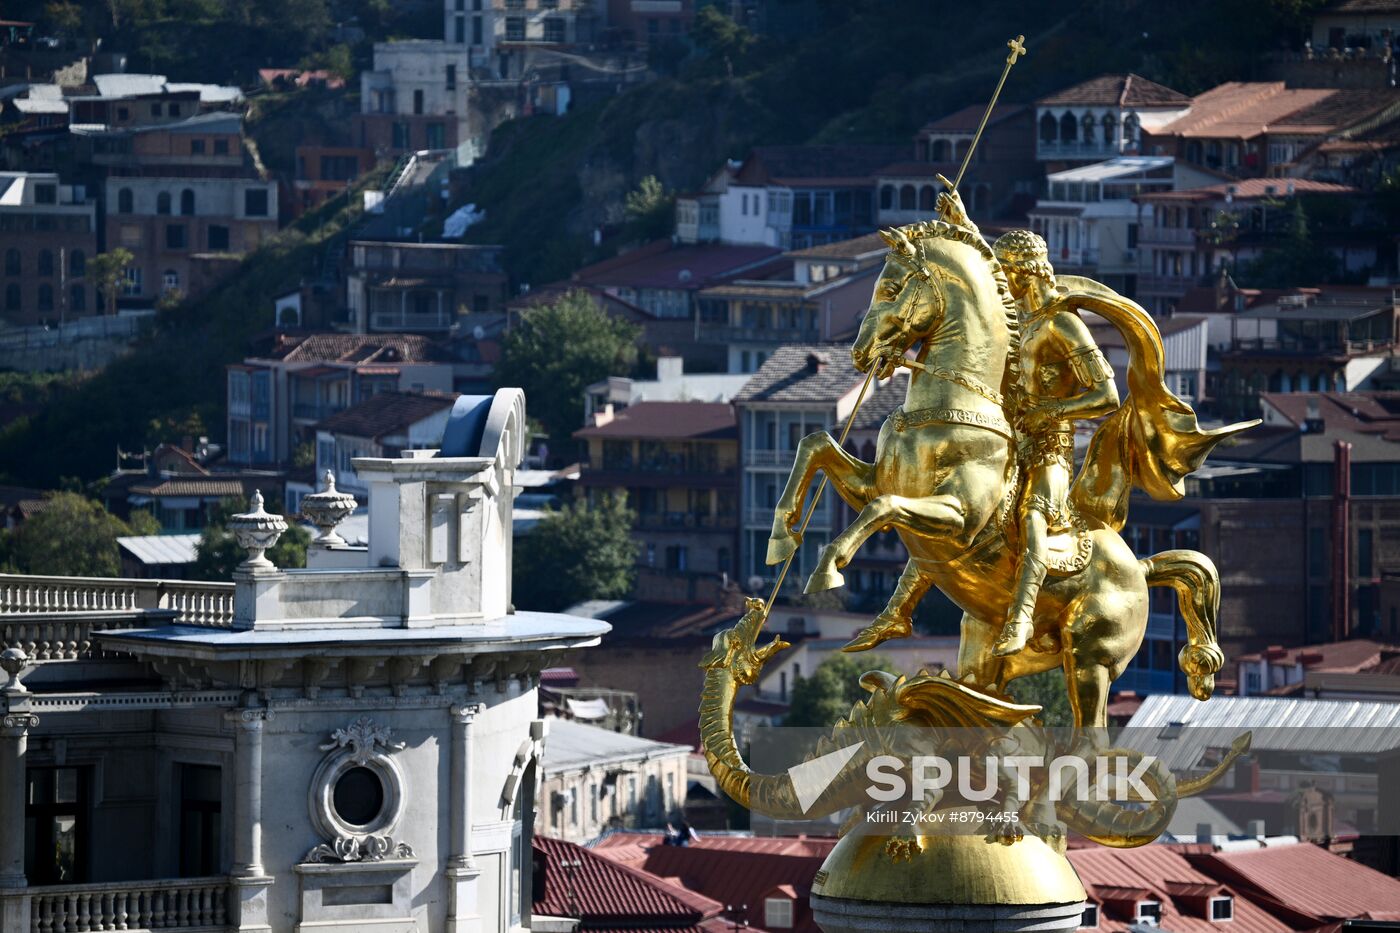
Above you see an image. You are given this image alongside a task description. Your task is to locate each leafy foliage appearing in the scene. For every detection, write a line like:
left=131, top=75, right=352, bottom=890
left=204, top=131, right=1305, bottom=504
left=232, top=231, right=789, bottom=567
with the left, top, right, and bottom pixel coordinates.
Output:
left=191, top=497, right=310, bottom=582
left=784, top=652, right=893, bottom=727
left=1005, top=669, right=1073, bottom=728
left=87, top=249, right=134, bottom=318
left=511, top=494, right=638, bottom=612
left=1, top=492, right=136, bottom=577
left=495, top=290, right=640, bottom=453
left=1234, top=198, right=1345, bottom=289
left=623, top=175, right=674, bottom=241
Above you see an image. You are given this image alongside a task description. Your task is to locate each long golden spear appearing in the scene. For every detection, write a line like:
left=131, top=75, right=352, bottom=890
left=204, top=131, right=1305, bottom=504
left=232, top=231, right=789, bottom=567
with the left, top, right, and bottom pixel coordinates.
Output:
left=760, top=35, right=1028, bottom=617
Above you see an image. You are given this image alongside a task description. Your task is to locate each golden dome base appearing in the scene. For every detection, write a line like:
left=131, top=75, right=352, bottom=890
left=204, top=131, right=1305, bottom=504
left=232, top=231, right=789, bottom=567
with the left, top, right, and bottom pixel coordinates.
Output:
left=810, top=833, right=1087, bottom=933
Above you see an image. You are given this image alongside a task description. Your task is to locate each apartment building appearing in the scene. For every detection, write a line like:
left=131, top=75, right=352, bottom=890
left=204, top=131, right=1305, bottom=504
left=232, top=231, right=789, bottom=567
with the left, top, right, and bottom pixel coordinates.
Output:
left=0, top=170, right=96, bottom=324
left=346, top=239, right=509, bottom=333
left=1035, top=74, right=1192, bottom=168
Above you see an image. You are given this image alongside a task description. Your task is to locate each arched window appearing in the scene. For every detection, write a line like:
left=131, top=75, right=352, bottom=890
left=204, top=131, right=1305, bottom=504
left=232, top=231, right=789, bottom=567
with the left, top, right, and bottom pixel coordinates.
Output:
left=1123, top=113, right=1140, bottom=144
left=118, top=188, right=134, bottom=213
left=973, top=184, right=990, bottom=212
left=181, top=188, right=195, bottom=215
left=70, top=285, right=85, bottom=312
left=4, top=283, right=18, bottom=310
left=163, top=269, right=180, bottom=292
left=879, top=184, right=894, bottom=210
left=70, top=249, right=85, bottom=277
left=1039, top=112, right=1058, bottom=142
left=4, top=248, right=19, bottom=276
left=918, top=186, right=936, bottom=211
left=1082, top=113, right=1096, bottom=143
left=157, top=191, right=172, bottom=215
left=1102, top=114, right=1117, bottom=146
left=899, top=185, right=916, bottom=210
left=1060, top=112, right=1078, bottom=142
left=37, top=284, right=53, bottom=312
left=37, top=249, right=54, bottom=277
left=954, top=139, right=971, bottom=161
left=931, top=138, right=951, bottom=161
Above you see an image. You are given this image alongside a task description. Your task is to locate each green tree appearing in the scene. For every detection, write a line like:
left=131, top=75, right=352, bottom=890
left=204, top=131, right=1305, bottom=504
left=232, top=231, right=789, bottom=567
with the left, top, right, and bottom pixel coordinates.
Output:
left=623, top=175, right=673, bottom=241
left=512, top=494, right=638, bottom=612
left=87, top=249, right=134, bottom=317
left=6, top=492, right=132, bottom=577
left=1005, top=669, right=1073, bottom=728
left=126, top=508, right=161, bottom=536
left=785, top=652, right=893, bottom=727
left=192, top=496, right=310, bottom=581
left=495, top=290, right=639, bottom=454
left=1235, top=199, right=1342, bottom=289
left=689, top=5, right=755, bottom=75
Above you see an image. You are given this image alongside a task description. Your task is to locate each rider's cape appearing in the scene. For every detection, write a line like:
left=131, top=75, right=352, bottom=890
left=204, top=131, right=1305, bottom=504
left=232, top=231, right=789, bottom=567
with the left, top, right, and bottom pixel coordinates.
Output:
left=1053, top=276, right=1259, bottom=532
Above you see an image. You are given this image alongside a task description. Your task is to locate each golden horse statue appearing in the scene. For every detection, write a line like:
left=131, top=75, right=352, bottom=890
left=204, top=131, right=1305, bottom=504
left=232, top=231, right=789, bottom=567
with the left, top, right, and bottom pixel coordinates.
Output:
left=763, top=217, right=1256, bottom=729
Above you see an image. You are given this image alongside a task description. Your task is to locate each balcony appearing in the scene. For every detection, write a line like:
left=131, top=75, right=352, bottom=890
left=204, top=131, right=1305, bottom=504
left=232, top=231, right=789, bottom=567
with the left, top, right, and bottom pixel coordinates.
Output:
left=581, top=461, right=737, bottom=488
left=1139, top=227, right=1199, bottom=245
left=292, top=401, right=346, bottom=422
left=744, top=448, right=797, bottom=468
left=1036, top=140, right=1123, bottom=160
left=697, top=323, right=823, bottom=345
left=1137, top=274, right=1197, bottom=296
left=745, top=506, right=829, bottom=531
left=22, top=877, right=230, bottom=933
left=0, top=574, right=235, bottom=629
left=634, top=511, right=737, bottom=531
left=369, top=310, right=454, bottom=332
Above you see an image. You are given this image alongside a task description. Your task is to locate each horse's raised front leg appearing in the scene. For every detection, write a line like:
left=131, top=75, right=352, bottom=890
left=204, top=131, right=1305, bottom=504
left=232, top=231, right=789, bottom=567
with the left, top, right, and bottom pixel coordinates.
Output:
left=767, top=431, right=875, bottom=565
left=805, top=492, right=964, bottom=592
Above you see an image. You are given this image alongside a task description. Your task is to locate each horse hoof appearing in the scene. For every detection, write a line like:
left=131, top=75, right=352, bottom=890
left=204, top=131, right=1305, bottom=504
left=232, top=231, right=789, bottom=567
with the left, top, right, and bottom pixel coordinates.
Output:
left=804, top=564, right=845, bottom=593
left=766, top=532, right=800, bottom=566
left=842, top=615, right=911, bottom=652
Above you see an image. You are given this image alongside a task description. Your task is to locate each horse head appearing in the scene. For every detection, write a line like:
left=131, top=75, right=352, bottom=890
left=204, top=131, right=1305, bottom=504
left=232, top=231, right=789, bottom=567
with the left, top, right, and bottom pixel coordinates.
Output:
left=852, top=220, right=1018, bottom=383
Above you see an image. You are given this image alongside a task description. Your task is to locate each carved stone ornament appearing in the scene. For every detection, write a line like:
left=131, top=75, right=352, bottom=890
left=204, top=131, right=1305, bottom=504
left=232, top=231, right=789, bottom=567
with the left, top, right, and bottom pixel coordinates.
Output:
left=228, top=490, right=288, bottom=570
left=305, top=717, right=409, bottom=864
left=1, top=646, right=29, bottom=695
left=301, top=471, right=358, bottom=547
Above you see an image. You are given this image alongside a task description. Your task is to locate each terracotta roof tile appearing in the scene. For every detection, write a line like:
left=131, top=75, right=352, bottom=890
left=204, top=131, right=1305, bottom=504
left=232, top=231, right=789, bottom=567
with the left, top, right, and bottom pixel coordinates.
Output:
left=128, top=478, right=246, bottom=498
left=785, top=233, right=888, bottom=261
left=263, top=332, right=454, bottom=364
left=1190, top=842, right=1400, bottom=922
left=920, top=103, right=1025, bottom=134
left=1038, top=74, right=1189, bottom=108
left=573, top=243, right=782, bottom=292
left=316, top=390, right=456, bottom=440
left=733, top=145, right=906, bottom=186
left=533, top=835, right=724, bottom=929
left=574, top=401, right=736, bottom=441
left=732, top=344, right=865, bottom=405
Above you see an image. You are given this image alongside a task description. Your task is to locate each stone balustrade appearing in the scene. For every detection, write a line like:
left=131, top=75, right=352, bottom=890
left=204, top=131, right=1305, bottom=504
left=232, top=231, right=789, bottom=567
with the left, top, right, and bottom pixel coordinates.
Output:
left=0, top=614, right=143, bottom=661
left=27, top=877, right=229, bottom=933
left=0, top=575, right=234, bottom=629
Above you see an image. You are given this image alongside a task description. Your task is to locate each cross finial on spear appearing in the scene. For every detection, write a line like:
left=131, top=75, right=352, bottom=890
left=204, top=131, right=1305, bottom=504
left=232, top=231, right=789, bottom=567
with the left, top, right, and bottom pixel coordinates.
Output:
left=950, top=34, right=1028, bottom=192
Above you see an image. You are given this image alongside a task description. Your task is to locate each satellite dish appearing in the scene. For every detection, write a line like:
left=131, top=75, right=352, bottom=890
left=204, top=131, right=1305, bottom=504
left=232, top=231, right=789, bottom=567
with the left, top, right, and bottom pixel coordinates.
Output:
left=678, top=268, right=692, bottom=283
left=472, top=325, right=486, bottom=340
left=747, top=575, right=764, bottom=593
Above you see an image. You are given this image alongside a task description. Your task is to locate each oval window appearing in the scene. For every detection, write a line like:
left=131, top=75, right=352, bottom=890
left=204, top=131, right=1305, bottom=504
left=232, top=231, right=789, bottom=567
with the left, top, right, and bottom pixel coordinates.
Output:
left=333, top=766, right=385, bottom=827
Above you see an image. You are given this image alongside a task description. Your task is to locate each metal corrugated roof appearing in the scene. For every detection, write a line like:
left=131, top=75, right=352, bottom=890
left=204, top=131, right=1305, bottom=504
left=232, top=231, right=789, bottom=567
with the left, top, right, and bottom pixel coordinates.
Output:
left=542, top=719, right=690, bottom=774
left=1124, top=693, right=1400, bottom=769
left=116, top=533, right=201, bottom=566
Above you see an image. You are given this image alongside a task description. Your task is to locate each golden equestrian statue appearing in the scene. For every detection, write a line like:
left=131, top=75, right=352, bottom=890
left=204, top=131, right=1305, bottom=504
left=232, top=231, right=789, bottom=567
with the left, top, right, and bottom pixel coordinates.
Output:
left=697, top=38, right=1257, bottom=923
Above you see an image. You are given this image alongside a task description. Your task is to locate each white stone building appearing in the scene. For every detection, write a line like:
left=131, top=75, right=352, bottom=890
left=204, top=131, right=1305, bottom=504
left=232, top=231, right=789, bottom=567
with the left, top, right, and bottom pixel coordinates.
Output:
left=0, top=388, right=609, bottom=933
left=1035, top=74, right=1192, bottom=165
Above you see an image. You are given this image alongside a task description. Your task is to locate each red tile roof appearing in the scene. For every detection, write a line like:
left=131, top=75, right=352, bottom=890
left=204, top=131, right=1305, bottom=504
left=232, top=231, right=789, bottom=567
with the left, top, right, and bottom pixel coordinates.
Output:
left=733, top=145, right=906, bottom=186
left=574, top=401, right=736, bottom=442
left=1068, top=845, right=1293, bottom=933
left=316, top=390, right=456, bottom=440
left=1139, top=177, right=1356, bottom=202
left=533, top=835, right=725, bottom=931
left=1038, top=74, right=1190, bottom=108
left=592, top=834, right=835, bottom=932
left=1190, top=842, right=1400, bottom=922
left=263, top=332, right=454, bottom=364
left=920, top=103, right=1025, bottom=135
left=1234, top=638, right=1400, bottom=672
left=573, top=242, right=781, bottom=292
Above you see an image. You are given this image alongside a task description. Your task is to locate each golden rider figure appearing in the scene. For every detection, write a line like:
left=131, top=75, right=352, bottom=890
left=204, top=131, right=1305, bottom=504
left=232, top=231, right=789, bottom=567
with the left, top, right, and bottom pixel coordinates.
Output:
left=991, top=229, right=1119, bottom=656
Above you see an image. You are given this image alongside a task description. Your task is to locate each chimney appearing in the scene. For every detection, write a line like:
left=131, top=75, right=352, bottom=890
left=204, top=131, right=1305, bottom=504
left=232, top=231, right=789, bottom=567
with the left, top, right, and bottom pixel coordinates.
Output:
left=806, top=351, right=829, bottom=374
left=1246, top=819, right=1266, bottom=840
left=1196, top=822, right=1214, bottom=844
left=656, top=356, right=684, bottom=383
left=1304, top=396, right=1324, bottom=434
left=1235, top=756, right=1261, bottom=794
left=1333, top=440, right=1353, bottom=641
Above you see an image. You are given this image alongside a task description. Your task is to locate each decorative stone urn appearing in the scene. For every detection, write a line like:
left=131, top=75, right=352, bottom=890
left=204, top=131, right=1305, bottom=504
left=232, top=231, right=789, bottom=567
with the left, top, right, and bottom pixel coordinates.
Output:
left=301, top=471, right=358, bottom=548
left=228, top=490, right=288, bottom=571
left=0, top=647, right=28, bottom=695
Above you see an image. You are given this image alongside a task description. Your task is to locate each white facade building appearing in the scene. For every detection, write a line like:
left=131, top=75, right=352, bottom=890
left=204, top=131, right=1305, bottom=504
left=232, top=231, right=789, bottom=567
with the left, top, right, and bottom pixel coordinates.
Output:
left=0, top=389, right=609, bottom=933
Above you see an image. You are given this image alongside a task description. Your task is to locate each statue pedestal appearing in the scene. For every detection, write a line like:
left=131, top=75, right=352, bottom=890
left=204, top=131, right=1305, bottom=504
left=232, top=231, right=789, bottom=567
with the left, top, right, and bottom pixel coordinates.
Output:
left=810, top=833, right=1086, bottom=933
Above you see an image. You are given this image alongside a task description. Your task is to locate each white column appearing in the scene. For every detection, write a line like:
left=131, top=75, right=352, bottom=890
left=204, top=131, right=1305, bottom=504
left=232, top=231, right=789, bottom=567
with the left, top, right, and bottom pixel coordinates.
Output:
left=226, top=707, right=273, bottom=933
left=0, top=712, right=37, bottom=933
left=0, top=712, right=37, bottom=888
left=447, top=703, right=483, bottom=933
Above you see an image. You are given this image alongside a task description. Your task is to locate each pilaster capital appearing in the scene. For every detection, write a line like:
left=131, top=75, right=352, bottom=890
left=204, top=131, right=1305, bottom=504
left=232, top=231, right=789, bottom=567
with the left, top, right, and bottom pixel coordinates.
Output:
left=224, top=708, right=273, bottom=729
left=1, top=712, right=38, bottom=733
left=450, top=702, right=483, bottom=724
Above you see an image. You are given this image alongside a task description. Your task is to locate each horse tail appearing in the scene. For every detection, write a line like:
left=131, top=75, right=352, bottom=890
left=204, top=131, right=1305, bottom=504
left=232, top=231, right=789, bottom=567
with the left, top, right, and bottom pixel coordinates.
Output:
left=1141, top=550, right=1224, bottom=701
